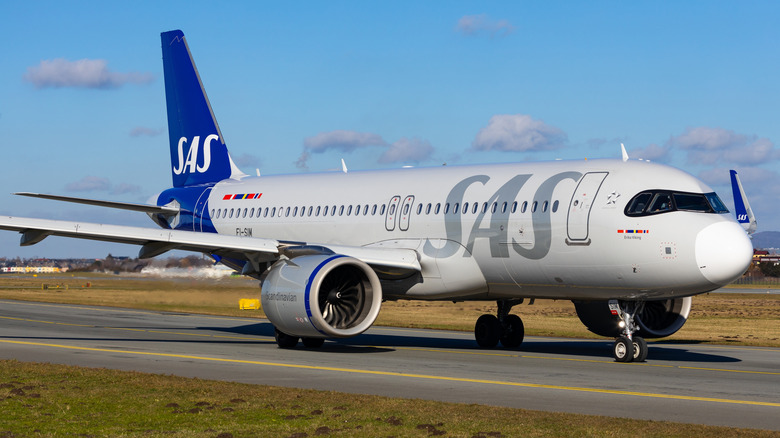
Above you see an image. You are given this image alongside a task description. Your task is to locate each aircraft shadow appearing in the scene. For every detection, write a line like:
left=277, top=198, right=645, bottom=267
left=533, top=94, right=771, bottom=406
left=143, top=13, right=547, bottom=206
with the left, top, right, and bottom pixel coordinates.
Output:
left=206, top=323, right=742, bottom=363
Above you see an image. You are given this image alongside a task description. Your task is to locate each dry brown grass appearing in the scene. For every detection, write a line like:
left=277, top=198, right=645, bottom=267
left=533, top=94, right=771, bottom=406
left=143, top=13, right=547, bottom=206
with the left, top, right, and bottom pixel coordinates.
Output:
left=1, top=274, right=778, bottom=347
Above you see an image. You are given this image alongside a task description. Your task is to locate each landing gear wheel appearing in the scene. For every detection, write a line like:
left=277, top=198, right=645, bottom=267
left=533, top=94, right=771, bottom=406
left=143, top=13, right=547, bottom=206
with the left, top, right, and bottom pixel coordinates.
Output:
left=475, top=314, right=501, bottom=348
left=500, top=314, right=525, bottom=348
left=613, top=336, right=634, bottom=362
left=632, top=336, right=648, bottom=362
left=302, top=337, right=325, bottom=348
left=274, top=328, right=299, bottom=349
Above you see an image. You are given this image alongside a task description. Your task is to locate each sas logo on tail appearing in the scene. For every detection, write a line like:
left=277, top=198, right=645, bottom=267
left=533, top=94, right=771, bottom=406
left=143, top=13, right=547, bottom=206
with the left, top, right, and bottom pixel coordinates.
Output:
left=173, top=134, right=219, bottom=175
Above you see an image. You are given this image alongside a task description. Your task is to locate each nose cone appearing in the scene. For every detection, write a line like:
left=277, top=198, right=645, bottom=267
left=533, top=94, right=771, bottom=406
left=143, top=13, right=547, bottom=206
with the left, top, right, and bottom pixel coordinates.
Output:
left=695, top=221, right=753, bottom=286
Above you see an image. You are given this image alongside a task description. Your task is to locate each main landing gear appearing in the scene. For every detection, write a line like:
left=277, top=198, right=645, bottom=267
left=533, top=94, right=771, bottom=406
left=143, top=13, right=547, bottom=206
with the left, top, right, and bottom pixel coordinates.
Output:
left=609, top=301, right=648, bottom=363
left=474, top=300, right=525, bottom=349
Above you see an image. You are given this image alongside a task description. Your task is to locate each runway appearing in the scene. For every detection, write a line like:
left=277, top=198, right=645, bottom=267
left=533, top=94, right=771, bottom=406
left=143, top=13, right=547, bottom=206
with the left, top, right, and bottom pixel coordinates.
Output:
left=1, top=299, right=778, bottom=431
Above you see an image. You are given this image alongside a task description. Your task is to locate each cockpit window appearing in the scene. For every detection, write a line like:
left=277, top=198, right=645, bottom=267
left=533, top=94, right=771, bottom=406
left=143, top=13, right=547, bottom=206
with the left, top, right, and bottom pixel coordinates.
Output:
left=649, top=193, right=672, bottom=213
left=625, top=190, right=729, bottom=217
left=626, top=192, right=652, bottom=215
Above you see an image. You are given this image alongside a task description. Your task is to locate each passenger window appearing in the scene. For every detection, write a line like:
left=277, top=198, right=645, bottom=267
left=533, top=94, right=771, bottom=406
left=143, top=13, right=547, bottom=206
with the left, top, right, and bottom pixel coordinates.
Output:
left=435, top=203, right=441, bottom=214
left=403, top=204, right=410, bottom=215
left=417, top=204, right=422, bottom=215
left=339, top=206, right=345, bottom=216
left=462, top=202, right=469, bottom=214
left=501, top=202, right=507, bottom=213
left=250, top=208, right=254, bottom=218
left=331, top=205, right=337, bottom=216
left=380, top=205, right=386, bottom=215
left=482, top=202, right=488, bottom=213
left=453, top=203, right=459, bottom=214
left=531, top=201, right=537, bottom=213
left=347, top=205, right=352, bottom=216
left=230, top=208, right=234, bottom=218
left=521, top=201, right=527, bottom=213
left=271, top=207, right=276, bottom=217
left=372, top=204, right=377, bottom=215
left=286, top=207, right=291, bottom=217
left=444, top=203, right=450, bottom=214
left=552, top=200, right=559, bottom=213
left=293, top=207, right=298, bottom=217
left=542, top=201, right=548, bottom=213
left=389, top=204, right=396, bottom=216
left=491, top=202, right=497, bottom=213
left=472, top=203, right=478, bottom=214
left=308, top=206, right=313, bottom=216
left=363, top=205, right=369, bottom=215
left=356, top=205, right=361, bottom=216
left=426, top=203, right=432, bottom=214
left=211, top=209, right=215, bottom=218
left=315, top=206, right=321, bottom=216
left=511, top=201, right=517, bottom=213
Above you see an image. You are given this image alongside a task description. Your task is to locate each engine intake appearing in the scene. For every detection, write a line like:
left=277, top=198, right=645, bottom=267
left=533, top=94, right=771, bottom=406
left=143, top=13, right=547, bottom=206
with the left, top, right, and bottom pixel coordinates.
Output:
left=573, top=297, right=692, bottom=338
left=261, top=254, right=382, bottom=338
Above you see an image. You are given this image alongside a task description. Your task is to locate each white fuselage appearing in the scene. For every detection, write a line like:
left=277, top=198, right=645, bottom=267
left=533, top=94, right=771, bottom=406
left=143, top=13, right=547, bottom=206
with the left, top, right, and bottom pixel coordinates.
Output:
left=201, top=159, right=751, bottom=302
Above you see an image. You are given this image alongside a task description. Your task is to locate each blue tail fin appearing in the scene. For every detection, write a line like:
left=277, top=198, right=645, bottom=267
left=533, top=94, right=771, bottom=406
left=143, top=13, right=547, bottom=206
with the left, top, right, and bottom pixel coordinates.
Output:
left=161, top=30, right=246, bottom=187
left=729, top=170, right=757, bottom=234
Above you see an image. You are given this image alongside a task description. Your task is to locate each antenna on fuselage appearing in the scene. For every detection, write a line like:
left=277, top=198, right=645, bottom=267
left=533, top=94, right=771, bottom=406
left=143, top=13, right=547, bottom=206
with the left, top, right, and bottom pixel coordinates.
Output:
left=341, top=158, right=348, bottom=173
left=621, top=143, right=629, bottom=162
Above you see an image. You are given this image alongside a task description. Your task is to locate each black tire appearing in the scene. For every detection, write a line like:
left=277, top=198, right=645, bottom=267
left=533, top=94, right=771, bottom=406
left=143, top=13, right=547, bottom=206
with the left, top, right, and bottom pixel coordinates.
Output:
left=632, top=336, right=648, bottom=362
left=500, top=314, right=524, bottom=348
left=613, top=336, right=634, bottom=362
left=475, top=314, right=501, bottom=348
left=302, top=337, right=326, bottom=348
left=275, top=328, right=299, bottom=349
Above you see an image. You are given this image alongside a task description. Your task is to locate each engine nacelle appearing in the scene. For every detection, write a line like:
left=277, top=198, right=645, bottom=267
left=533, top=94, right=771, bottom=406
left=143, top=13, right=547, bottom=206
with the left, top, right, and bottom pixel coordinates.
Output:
left=261, top=254, right=382, bottom=339
left=573, top=297, right=692, bottom=338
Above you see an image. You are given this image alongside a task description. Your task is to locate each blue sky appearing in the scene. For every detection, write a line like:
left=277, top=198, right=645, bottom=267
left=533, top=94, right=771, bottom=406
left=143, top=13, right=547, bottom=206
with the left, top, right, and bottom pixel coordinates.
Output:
left=0, top=1, right=778, bottom=258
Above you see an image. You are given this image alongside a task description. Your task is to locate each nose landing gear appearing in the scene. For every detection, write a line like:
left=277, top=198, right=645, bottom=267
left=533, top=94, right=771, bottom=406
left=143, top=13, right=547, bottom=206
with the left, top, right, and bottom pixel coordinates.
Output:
left=609, top=300, right=648, bottom=362
left=474, top=300, right=525, bottom=349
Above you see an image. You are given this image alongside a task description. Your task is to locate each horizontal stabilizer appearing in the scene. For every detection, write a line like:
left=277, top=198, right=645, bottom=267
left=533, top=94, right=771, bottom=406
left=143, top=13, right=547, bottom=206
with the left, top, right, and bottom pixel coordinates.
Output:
left=14, top=192, right=179, bottom=216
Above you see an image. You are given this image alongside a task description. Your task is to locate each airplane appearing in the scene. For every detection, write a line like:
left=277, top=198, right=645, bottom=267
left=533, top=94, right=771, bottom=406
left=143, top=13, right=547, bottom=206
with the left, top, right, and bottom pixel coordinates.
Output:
left=0, top=30, right=756, bottom=362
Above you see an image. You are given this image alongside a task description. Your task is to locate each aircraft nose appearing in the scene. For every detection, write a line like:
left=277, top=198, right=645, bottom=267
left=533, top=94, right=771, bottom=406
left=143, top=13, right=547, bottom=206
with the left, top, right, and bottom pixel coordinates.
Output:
left=695, top=221, right=753, bottom=286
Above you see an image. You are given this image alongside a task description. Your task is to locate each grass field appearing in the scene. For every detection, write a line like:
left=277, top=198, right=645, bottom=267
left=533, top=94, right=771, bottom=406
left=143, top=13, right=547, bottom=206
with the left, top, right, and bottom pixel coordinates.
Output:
left=1, top=360, right=777, bottom=438
left=1, top=273, right=778, bottom=436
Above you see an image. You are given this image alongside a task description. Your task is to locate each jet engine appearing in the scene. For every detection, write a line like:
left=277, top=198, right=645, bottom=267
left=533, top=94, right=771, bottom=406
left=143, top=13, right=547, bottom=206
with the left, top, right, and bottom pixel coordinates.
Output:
left=260, top=254, right=382, bottom=339
left=573, top=297, right=692, bottom=338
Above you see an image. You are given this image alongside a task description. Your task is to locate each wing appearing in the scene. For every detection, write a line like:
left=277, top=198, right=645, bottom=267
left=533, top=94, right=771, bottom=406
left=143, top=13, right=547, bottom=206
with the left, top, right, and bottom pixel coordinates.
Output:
left=0, top=216, right=420, bottom=275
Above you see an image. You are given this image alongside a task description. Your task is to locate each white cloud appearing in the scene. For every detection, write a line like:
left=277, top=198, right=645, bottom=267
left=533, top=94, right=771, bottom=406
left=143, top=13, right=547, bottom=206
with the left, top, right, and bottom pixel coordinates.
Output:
left=471, top=114, right=567, bottom=152
left=24, top=58, right=154, bottom=89
left=378, top=138, right=435, bottom=164
left=234, top=153, right=262, bottom=168
left=667, top=126, right=778, bottom=165
left=629, top=143, right=671, bottom=162
left=297, top=130, right=388, bottom=169
left=456, top=14, right=515, bottom=37
left=668, top=126, right=746, bottom=151
left=110, top=183, right=142, bottom=195
left=65, top=176, right=140, bottom=195
left=130, top=127, right=164, bottom=137
left=65, top=176, right=111, bottom=192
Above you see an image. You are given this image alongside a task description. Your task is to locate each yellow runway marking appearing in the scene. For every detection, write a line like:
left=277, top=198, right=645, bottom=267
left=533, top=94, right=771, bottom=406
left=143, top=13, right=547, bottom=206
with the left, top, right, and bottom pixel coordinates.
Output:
left=1, top=339, right=778, bottom=408
left=3, top=313, right=780, bottom=376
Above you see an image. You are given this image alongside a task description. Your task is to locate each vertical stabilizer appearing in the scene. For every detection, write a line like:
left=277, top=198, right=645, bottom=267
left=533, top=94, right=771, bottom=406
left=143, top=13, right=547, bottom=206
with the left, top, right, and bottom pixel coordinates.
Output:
left=729, top=170, right=757, bottom=234
left=161, top=30, right=246, bottom=187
